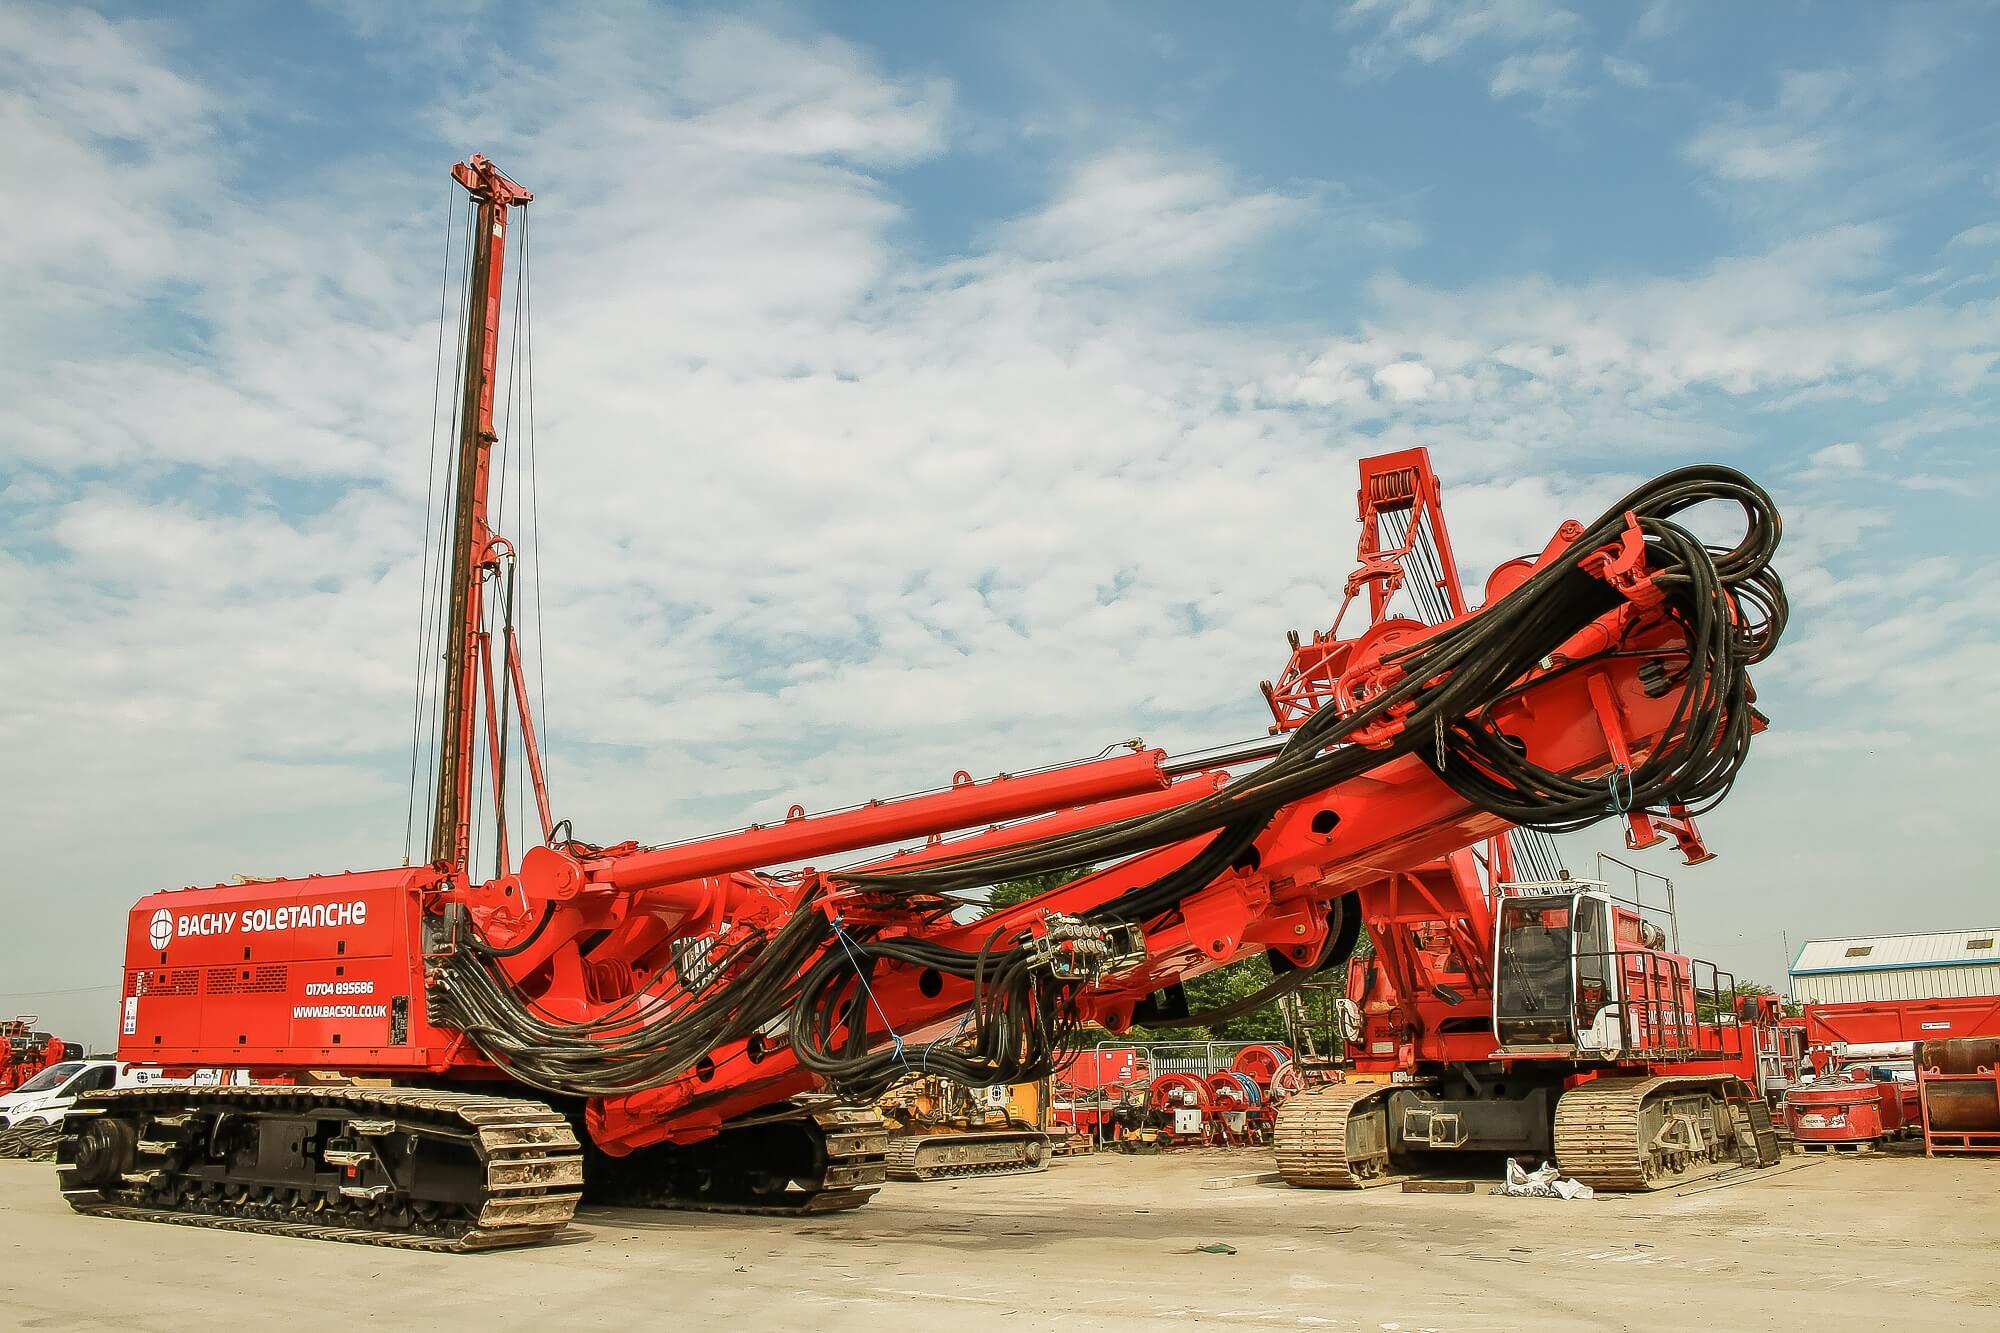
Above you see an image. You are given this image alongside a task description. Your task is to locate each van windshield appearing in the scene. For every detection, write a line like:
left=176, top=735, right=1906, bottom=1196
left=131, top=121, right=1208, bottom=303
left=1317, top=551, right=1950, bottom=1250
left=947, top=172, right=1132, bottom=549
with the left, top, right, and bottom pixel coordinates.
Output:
left=11, top=1061, right=85, bottom=1094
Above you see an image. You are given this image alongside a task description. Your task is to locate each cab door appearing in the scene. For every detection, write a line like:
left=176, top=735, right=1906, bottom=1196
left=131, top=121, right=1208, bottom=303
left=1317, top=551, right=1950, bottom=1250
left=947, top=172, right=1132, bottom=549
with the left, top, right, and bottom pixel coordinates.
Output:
left=1571, top=895, right=1623, bottom=1054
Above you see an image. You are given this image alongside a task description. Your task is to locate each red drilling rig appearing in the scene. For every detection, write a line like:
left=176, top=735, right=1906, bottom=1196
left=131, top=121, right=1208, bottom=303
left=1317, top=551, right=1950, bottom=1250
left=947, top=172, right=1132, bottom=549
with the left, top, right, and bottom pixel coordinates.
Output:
left=59, top=155, right=1789, bottom=1251
left=1267, top=453, right=1798, bottom=1190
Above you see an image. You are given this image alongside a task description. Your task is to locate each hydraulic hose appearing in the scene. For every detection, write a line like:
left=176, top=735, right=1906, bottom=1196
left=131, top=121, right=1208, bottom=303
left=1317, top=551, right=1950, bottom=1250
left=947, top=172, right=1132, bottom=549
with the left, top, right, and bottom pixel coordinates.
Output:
left=431, top=465, right=1785, bottom=1100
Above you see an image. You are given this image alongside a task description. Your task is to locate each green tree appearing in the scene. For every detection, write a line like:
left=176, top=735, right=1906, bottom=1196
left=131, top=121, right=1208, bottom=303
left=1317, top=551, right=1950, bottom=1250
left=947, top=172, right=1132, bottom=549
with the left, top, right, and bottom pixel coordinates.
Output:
left=1696, top=977, right=1801, bottom=1022
left=982, top=868, right=1097, bottom=914
left=1174, top=954, right=1290, bottom=1042
left=982, top=869, right=1296, bottom=1042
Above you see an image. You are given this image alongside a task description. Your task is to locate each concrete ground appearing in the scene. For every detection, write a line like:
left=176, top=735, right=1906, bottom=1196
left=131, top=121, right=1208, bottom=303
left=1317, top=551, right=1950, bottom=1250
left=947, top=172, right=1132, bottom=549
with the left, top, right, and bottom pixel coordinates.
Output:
left=2, top=1148, right=1993, bottom=1332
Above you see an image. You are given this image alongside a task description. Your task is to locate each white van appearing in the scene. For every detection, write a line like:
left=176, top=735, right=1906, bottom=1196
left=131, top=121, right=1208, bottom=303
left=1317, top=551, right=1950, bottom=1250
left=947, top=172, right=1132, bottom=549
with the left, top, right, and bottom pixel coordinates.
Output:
left=0, top=1061, right=253, bottom=1128
left=0, top=1059, right=118, bottom=1127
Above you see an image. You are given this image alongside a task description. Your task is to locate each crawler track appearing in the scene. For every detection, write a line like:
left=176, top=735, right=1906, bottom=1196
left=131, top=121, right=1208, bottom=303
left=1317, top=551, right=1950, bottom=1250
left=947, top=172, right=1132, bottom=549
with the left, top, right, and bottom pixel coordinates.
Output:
left=1554, top=1075, right=1773, bottom=1191
left=590, top=1100, right=887, bottom=1217
left=884, top=1129, right=1050, bottom=1180
left=59, top=1086, right=582, bottom=1251
left=1273, top=1083, right=1397, bottom=1189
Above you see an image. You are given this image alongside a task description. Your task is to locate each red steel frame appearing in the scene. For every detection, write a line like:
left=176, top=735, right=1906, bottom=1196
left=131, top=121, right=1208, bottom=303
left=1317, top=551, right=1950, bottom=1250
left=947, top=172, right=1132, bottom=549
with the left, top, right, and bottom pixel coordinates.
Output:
left=431, top=154, right=538, bottom=875
left=1799, top=997, right=2000, bottom=1053
left=1261, top=448, right=1468, bottom=734
left=1917, top=1042, right=2000, bottom=1156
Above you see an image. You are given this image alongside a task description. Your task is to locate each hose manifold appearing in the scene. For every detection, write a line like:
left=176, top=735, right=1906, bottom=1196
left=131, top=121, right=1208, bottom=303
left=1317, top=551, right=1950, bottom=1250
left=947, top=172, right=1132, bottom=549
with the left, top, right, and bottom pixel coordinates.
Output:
left=1022, top=915, right=1148, bottom=983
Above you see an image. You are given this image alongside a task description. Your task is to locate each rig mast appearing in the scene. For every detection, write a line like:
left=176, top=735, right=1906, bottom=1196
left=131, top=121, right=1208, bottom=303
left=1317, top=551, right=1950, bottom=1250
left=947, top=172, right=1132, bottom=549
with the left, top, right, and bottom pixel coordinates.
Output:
left=430, top=154, right=535, bottom=872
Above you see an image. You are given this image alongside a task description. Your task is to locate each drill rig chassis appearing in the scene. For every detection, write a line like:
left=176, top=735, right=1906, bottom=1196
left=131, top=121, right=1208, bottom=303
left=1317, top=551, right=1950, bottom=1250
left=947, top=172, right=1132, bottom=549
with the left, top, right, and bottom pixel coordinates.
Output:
left=62, top=154, right=1791, bottom=1250
left=1274, top=866, right=1789, bottom=1191
left=1275, top=1070, right=1780, bottom=1191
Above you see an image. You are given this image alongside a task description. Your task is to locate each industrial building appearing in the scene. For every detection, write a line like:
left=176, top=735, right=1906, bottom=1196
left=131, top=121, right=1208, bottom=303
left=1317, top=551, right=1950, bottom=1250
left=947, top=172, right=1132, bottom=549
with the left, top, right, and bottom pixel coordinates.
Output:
left=1790, top=931, right=2000, bottom=1005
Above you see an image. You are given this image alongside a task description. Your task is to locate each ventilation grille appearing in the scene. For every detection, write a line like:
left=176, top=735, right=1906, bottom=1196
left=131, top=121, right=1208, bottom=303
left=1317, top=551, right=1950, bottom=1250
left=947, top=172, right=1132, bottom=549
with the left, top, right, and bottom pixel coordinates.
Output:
left=204, top=965, right=289, bottom=995
left=129, top=968, right=199, bottom=997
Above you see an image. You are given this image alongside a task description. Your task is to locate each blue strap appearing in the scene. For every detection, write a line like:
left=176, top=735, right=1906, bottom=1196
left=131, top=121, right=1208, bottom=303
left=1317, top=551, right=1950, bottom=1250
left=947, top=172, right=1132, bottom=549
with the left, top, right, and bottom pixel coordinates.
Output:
left=920, top=1007, right=974, bottom=1075
left=831, top=916, right=910, bottom=1072
left=1605, top=764, right=1635, bottom=815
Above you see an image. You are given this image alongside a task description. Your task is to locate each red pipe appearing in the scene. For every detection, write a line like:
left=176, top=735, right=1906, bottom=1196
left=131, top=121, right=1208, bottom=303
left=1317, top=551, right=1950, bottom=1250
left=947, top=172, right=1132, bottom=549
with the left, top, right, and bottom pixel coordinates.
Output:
left=855, top=771, right=1228, bottom=875
left=594, top=749, right=1171, bottom=893
left=505, top=625, right=555, bottom=841
left=478, top=630, right=509, bottom=877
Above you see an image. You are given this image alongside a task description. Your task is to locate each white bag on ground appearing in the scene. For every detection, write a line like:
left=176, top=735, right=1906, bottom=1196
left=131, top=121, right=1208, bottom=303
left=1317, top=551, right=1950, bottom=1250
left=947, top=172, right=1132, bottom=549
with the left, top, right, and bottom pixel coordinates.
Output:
left=1492, top=1158, right=1594, bottom=1200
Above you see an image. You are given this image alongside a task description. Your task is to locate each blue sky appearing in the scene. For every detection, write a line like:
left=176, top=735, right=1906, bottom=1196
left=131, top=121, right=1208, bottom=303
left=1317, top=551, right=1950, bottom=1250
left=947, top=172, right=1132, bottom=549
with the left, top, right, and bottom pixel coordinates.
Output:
left=3, top=1, right=1997, bottom=1046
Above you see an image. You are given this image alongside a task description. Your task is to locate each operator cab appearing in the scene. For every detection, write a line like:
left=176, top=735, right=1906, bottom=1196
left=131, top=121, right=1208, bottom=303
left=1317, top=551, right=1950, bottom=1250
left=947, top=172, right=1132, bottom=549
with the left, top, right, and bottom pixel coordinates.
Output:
left=1492, top=879, right=1671, bottom=1057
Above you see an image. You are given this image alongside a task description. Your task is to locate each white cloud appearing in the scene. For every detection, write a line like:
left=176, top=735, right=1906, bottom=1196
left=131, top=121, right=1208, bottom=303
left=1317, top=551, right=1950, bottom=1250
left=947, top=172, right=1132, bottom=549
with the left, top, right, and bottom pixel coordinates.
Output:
left=1601, top=55, right=1651, bottom=89
left=1342, top=1, right=1636, bottom=106
left=1348, top=225, right=1999, bottom=402
left=1373, top=360, right=1437, bottom=400
left=1947, top=222, right=2000, bottom=250
left=996, top=149, right=1311, bottom=280
left=1488, top=48, right=1580, bottom=103
left=1683, top=68, right=1852, bottom=183
left=0, top=4, right=221, bottom=323
left=1809, top=442, right=1864, bottom=470
left=1635, top=1, right=1678, bottom=40
left=1683, top=128, right=1824, bottom=184
left=1898, top=472, right=1980, bottom=497
left=1343, top=0, right=1578, bottom=72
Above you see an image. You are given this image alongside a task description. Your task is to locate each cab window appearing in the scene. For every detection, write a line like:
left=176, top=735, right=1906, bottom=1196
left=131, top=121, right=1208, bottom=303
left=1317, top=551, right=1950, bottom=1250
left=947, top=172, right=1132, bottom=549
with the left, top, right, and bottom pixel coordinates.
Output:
left=1495, top=896, right=1576, bottom=1045
left=1574, top=896, right=1612, bottom=1029
left=67, top=1065, right=118, bottom=1095
left=10, top=1061, right=83, bottom=1094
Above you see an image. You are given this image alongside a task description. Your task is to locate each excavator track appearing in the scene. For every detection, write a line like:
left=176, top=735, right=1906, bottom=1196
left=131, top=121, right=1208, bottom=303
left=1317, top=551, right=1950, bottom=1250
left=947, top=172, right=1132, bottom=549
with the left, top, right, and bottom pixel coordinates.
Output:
left=1273, top=1083, right=1398, bottom=1189
left=59, top=1085, right=582, bottom=1252
left=589, top=1100, right=888, bottom=1217
left=677, top=1103, right=887, bottom=1216
left=1554, top=1075, right=1770, bottom=1191
left=884, top=1129, right=1051, bottom=1181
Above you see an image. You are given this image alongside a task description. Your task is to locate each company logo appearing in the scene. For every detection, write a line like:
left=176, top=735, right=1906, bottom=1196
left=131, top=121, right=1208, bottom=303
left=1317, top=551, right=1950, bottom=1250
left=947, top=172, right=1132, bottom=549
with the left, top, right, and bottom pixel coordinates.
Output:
left=169, top=900, right=369, bottom=940
left=148, top=908, right=173, bottom=949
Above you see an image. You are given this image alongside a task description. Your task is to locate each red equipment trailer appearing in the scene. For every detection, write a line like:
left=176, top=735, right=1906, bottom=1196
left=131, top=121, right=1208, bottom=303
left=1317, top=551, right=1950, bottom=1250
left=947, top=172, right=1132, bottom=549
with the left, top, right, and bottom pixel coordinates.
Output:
left=59, top=154, right=1791, bottom=1251
left=1800, top=997, right=2000, bottom=1055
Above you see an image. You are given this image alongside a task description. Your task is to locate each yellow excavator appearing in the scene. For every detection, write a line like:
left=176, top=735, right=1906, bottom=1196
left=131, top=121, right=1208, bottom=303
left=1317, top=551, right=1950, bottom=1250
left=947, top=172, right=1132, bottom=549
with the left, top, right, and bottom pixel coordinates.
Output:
left=875, top=1076, right=1055, bottom=1180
